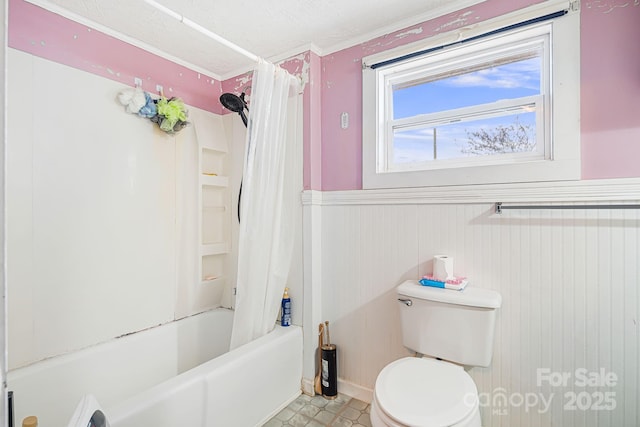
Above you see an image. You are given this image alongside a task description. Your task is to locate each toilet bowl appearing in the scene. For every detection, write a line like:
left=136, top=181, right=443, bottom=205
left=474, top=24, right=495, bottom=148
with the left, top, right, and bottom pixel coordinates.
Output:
left=371, top=357, right=481, bottom=427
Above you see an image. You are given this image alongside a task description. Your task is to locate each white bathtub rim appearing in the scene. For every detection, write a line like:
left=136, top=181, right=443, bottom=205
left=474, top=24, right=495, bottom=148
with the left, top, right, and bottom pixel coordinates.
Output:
left=9, top=308, right=234, bottom=426
left=107, top=324, right=303, bottom=424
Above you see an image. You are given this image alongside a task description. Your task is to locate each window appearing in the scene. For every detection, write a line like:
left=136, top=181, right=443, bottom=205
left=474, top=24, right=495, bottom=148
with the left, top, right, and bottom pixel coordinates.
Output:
left=362, top=2, right=580, bottom=189
left=389, top=31, right=546, bottom=170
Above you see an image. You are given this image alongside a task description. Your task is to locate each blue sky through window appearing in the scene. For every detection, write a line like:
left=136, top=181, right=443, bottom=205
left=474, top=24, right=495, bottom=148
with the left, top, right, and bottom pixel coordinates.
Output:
left=391, top=56, right=541, bottom=163
left=393, top=112, right=536, bottom=163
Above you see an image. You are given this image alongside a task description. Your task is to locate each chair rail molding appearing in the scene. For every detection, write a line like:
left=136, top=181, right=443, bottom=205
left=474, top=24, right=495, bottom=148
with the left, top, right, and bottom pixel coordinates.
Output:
left=301, top=178, right=640, bottom=206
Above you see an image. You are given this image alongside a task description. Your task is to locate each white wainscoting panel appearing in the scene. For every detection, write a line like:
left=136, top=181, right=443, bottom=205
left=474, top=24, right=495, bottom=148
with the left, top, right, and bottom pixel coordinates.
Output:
left=314, top=192, right=639, bottom=427
left=321, top=204, right=419, bottom=393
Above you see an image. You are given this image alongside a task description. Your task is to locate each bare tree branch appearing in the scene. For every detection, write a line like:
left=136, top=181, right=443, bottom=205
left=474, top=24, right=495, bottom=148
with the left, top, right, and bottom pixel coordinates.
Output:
left=462, top=117, right=535, bottom=155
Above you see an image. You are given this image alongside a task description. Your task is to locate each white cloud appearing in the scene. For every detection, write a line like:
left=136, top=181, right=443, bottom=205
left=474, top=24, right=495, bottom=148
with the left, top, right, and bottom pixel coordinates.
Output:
left=444, top=58, right=540, bottom=91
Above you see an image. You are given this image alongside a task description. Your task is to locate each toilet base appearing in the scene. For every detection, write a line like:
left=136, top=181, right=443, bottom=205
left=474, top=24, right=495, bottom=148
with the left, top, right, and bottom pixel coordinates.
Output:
left=370, top=392, right=481, bottom=427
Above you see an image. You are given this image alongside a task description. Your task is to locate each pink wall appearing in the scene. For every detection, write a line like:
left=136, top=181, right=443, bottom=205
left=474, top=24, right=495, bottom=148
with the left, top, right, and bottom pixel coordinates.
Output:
left=8, top=0, right=223, bottom=114
left=580, top=0, right=640, bottom=179
left=9, top=0, right=640, bottom=190
left=319, top=0, right=640, bottom=190
left=8, top=0, right=320, bottom=188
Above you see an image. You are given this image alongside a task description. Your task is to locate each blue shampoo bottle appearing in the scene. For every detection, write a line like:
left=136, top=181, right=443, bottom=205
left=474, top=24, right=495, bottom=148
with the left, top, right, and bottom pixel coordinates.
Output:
left=281, top=288, right=291, bottom=326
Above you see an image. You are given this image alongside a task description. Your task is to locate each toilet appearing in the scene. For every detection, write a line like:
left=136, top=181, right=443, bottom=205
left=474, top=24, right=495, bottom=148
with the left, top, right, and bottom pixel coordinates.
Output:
left=371, top=280, right=502, bottom=427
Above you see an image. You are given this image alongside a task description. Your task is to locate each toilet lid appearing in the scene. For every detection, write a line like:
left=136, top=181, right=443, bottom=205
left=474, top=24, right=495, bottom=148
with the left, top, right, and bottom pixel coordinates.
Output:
left=375, top=357, right=478, bottom=427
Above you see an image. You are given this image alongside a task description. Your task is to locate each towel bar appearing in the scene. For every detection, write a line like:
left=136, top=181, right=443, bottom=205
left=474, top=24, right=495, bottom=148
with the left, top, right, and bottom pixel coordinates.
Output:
left=495, top=202, right=640, bottom=214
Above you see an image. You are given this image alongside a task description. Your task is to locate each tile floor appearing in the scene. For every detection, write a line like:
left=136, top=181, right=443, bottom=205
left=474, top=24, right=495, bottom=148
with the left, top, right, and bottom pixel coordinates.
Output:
left=263, top=393, right=371, bottom=427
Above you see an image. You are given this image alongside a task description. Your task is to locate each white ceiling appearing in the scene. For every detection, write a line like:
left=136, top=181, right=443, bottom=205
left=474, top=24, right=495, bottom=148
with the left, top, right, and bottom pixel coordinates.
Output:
left=28, top=0, right=484, bottom=79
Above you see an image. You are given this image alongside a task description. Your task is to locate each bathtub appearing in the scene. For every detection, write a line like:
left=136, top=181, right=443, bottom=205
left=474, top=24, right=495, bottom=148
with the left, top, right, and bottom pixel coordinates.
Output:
left=8, top=308, right=303, bottom=427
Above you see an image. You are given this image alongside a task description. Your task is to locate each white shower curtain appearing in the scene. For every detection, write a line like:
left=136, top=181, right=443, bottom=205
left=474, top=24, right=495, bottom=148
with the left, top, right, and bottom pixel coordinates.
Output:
left=230, top=61, right=300, bottom=349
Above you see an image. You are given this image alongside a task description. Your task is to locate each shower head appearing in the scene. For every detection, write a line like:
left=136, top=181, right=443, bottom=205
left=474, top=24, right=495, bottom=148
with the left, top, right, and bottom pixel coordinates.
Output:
left=220, top=92, right=247, bottom=112
left=220, top=91, right=249, bottom=223
left=220, top=92, right=248, bottom=127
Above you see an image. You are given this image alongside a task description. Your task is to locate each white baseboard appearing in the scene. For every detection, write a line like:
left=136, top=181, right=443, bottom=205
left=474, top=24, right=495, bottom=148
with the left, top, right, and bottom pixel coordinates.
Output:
left=302, top=376, right=373, bottom=402
left=338, top=378, right=373, bottom=403
left=301, top=377, right=315, bottom=396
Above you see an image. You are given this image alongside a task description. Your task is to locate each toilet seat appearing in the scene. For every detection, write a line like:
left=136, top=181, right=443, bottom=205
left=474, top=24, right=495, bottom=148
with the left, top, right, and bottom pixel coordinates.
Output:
left=374, top=357, right=478, bottom=427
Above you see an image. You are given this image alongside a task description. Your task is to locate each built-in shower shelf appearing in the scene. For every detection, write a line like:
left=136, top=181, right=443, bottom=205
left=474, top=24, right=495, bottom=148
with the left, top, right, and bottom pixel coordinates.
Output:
left=201, top=243, right=229, bottom=256
left=191, top=115, right=233, bottom=317
left=201, top=175, right=229, bottom=187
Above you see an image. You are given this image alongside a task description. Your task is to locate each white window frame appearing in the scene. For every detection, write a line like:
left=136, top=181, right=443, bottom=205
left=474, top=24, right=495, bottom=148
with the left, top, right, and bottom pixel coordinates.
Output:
left=362, top=0, right=580, bottom=189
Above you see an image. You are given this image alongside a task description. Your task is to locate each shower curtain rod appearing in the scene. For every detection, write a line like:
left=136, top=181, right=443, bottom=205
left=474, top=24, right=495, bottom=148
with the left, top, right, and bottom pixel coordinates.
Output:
left=142, top=0, right=260, bottom=63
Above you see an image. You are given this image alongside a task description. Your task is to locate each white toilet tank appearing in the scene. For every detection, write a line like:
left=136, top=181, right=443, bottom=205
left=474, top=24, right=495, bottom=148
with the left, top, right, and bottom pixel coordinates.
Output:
left=397, top=280, right=502, bottom=367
